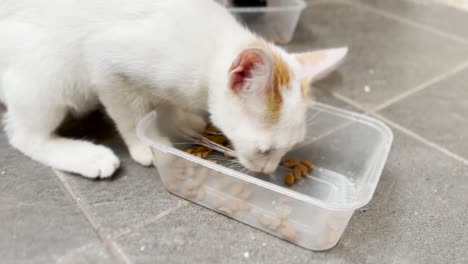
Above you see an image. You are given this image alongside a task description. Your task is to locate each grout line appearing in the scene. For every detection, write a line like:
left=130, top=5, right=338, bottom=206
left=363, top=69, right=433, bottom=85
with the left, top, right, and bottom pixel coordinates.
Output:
left=342, top=0, right=468, bottom=44
left=298, top=120, right=355, bottom=149
left=330, top=91, right=371, bottom=113
left=372, top=113, right=468, bottom=166
left=328, top=92, right=468, bottom=166
left=53, top=170, right=130, bottom=264
left=108, top=241, right=134, bottom=264
left=111, top=200, right=188, bottom=240
left=56, top=241, right=101, bottom=264
left=374, top=60, right=468, bottom=111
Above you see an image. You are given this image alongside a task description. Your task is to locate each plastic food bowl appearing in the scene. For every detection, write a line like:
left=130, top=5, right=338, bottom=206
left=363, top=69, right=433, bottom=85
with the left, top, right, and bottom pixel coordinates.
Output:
left=137, top=103, right=393, bottom=251
left=216, top=0, right=307, bottom=44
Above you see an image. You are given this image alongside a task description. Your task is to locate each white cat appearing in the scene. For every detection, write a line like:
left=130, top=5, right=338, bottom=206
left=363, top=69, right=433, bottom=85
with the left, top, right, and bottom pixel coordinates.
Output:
left=0, top=0, right=347, bottom=178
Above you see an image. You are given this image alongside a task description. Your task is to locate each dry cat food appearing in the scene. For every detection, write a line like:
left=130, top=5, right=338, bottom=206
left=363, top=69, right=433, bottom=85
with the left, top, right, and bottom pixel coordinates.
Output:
left=256, top=212, right=298, bottom=241
left=281, top=158, right=315, bottom=186
left=279, top=221, right=297, bottom=241
left=184, top=123, right=315, bottom=187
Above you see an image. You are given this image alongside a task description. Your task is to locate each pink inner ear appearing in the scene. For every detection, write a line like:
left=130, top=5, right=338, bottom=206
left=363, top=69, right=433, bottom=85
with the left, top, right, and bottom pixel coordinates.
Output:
left=229, top=49, right=266, bottom=93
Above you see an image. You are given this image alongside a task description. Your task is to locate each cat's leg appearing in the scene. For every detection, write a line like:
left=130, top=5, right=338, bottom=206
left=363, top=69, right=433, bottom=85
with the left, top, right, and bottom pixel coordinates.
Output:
left=98, top=88, right=167, bottom=167
left=3, top=70, right=120, bottom=178
left=169, top=108, right=207, bottom=138
left=5, top=111, right=120, bottom=178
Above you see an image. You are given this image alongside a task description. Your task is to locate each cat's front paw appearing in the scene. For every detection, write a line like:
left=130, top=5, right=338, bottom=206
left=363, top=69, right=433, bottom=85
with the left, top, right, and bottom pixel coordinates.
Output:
left=79, top=146, right=120, bottom=179
left=130, top=144, right=153, bottom=167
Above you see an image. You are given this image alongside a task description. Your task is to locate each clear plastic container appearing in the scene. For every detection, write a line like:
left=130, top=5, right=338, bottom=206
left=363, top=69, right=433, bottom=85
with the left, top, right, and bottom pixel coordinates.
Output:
left=216, top=0, right=307, bottom=44
left=137, top=103, right=393, bottom=251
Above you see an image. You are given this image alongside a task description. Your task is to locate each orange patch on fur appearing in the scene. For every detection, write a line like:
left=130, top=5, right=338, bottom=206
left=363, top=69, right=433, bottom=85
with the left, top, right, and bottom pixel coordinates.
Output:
left=265, top=53, right=291, bottom=125
left=272, top=54, right=291, bottom=89
left=243, top=41, right=292, bottom=126
left=301, top=80, right=311, bottom=99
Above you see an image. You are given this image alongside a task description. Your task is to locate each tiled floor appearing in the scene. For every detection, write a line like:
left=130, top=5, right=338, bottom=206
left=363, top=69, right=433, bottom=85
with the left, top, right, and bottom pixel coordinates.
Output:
left=1, top=0, right=468, bottom=263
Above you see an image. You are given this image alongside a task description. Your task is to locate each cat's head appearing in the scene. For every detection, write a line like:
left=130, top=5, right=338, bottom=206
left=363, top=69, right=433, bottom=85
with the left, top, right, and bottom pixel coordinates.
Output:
left=210, top=43, right=347, bottom=174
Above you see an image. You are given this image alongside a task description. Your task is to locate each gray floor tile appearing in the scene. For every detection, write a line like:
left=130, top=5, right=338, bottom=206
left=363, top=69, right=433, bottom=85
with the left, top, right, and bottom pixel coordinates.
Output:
left=114, top=130, right=468, bottom=264
left=57, top=112, right=180, bottom=238
left=379, top=70, right=468, bottom=159
left=0, top=116, right=101, bottom=264
left=333, top=129, right=468, bottom=264
left=355, top=0, right=468, bottom=40
left=59, top=244, right=115, bottom=264
left=286, top=1, right=468, bottom=109
left=312, top=86, right=362, bottom=112
left=114, top=205, right=323, bottom=264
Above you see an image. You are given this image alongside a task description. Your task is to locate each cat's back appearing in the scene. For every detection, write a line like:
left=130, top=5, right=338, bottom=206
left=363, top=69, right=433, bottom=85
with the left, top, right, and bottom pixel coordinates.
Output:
left=0, top=0, right=237, bottom=28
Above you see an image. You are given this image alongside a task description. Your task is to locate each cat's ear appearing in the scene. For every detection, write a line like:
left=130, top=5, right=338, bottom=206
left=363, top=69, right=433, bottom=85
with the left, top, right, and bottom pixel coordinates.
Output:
left=293, top=47, right=348, bottom=84
left=228, top=48, right=273, bottom=95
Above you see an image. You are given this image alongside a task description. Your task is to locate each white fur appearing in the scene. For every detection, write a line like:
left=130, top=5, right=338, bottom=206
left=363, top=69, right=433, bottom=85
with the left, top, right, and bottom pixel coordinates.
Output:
left=0, top=0, right=346, bottom=177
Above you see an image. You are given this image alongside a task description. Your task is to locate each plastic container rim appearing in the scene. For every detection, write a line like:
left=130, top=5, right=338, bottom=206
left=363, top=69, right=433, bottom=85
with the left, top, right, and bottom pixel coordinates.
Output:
left=225, top=0, right=307, bottom=13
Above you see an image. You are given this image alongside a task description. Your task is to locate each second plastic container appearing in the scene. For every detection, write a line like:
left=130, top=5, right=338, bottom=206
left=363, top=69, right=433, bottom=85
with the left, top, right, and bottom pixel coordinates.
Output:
left=217, top=0, right=307, bottom=44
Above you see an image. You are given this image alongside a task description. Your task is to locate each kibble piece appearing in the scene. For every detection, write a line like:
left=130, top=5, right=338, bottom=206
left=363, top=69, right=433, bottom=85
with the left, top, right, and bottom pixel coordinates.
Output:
left=207, top=135, right=227, bottom=145
left=268, top=218, right=282, bottom=230
left=281, top=158, right=298, bottom=168
left=224, top=152, right=235, bottom=159
left=300, top=160, right=315, bottom=170
left=186, top=167, right=195, bottom=177
left=201, top=151, right=210, bottom=158
left=280, top=222, right=297, bottom=241
left=182, top=188, right=197, bottom=198
left=237, top=200, right=251, bottom=211
left=205, top=123, right=219, bottom=133
left=298, top=164, right=309, bottom=176
left=195, top=146, right=209, bottom=153
left=328, top=227, right=341, bottom=245
left=172, top=167, right=185, bottom=174
left=187, top=180, right=202, bottom=191
left=218, top=207, right=234, bottom=216
left=173, top=172, right=186, bottom=180
left=194, top=167, right=209, bottom=182
left=293, top=166, right=303, bottom=180
left=275, top=207, right=291, bottom=220
left=174, top=159, right=188, bottom=168
left=240, top=188, right=253, bottom=200
left=225, top=200, right=240, bottom=212
left=212, top=200, right=222, bottom=209
left=315, top=235, right=330, bottom=249
left=229, top=182, right=244, bottom=196
left=284, top=173, right=295, bottom=186
left=185, top=148, right=195, bottom=154
left=217, top=178, right=231, bottom=189
left=167, top=182, right=179, bottom=192
left=196, top=187, right=206, bottom=200
left=257, top=213, right=272, bottom=226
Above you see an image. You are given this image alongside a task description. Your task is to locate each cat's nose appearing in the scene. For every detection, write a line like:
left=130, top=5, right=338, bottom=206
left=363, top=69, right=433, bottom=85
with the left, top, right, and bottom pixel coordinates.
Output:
left=257, top=148, right=272, bottom=156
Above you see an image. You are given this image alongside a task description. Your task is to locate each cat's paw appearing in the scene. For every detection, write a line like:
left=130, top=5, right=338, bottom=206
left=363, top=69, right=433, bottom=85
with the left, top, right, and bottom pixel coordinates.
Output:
left=130, top=144, right=153, bottom=167
left=79, top=146, right=120, bottom=179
